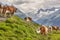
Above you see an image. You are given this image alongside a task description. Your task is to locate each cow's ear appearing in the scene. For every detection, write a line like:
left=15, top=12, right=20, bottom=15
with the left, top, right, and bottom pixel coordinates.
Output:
left=16, top=8, right=17, bottom=10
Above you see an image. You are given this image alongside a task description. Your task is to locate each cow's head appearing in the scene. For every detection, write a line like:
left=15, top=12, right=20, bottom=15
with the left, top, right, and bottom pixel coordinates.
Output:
left=36, top=27, right=41, bottom=34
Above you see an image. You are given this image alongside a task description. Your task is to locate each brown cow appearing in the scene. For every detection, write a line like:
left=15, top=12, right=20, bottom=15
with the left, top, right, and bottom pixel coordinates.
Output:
left=48, top=25, right=59, bottom=32
left=8, top=5, right=17, bottom=15
left=36, top=25, right=48, bottom=35
left=40, top=25, right=48, bottom=35
left=24, top=17, right=32, bottom=22
left=52, top=26, right=59, bottom=31
left=3, top=5, right=17, bottom=17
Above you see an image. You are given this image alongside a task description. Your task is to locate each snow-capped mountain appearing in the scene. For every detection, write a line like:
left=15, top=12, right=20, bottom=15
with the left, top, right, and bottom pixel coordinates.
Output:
left=1, top=0, right=60, bottom=26
left=15, top=7, right=60, bottom=26
left=33, top=8, right=60, bottom=26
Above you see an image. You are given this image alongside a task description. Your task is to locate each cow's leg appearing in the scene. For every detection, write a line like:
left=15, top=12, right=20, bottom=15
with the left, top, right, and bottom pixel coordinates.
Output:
left=56, top=29, right=58, bottom=31
left=40, top=31, right=45, bottom=35
left=3, top=13, right=5, bottom=17
left=2, top=10, right=5, bottom=17
left=6, top=13, right=10, bottom=18
left=12, top=12, right=14, bottom=15
left=45, top=32, right=47, bottom=35
left=10, top=14, right=11, bottom=17
left=7, top=13, right=11, bottom=18
left=43, top=33, right=45, bottom=35
left=1, top=9, right=3, bottom=17
left=41, top=32, right=43, bottom=34
left=0, top=9, right=1, bottom=16
left=12, top=13, right=14, bottom=16
left=0, top=11, right=2, bottom=17
left=4, top=13, right=6, bottom=17
left=11, top=13, right=14, bottom=16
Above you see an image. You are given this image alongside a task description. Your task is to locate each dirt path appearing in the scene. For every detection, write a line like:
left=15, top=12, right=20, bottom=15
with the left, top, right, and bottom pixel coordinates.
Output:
left=0, top=17, right=7, bottom=21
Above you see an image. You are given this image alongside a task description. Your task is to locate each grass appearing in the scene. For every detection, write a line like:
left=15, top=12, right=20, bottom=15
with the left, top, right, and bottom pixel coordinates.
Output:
left=0, top=16, right=60, bottom=40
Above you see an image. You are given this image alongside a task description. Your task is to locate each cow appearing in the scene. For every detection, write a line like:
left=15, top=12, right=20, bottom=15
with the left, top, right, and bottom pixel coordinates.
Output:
left=36, top=25, right=48, bottom=35
left=48, top=26, right=53, bottom=33
left=2, top=5, right=17, bottom=17
left=52, top=26, right=59, bottom=31
left=24, top=17, right=32, bottom=22
left=40, top=25, right=48, bottom=35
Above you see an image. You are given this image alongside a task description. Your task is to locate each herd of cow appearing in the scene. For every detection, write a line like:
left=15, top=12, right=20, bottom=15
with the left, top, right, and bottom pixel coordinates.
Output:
left=0, top=3, right=58, bottom=36
left=36, top=25, right=60, bottom=35
left=24, top=17, right=60, bottom=35
left=0, top=3, right=17, bottom=17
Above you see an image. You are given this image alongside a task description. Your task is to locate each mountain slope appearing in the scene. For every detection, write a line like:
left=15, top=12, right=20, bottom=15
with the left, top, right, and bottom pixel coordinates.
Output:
left=0, top=16, right=41, bottom=40
left=0, top=16, right=60, bottom=40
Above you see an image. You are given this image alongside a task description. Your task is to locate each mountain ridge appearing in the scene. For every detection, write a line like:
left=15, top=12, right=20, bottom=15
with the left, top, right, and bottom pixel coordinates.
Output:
left=16, top=7, right=60, bottom=26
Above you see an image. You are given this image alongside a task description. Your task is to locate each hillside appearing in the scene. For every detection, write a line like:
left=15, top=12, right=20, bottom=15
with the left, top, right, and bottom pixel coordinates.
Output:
left=0, top=16, right=60, bottom=40
left=0, top=16, right=40, bottom=40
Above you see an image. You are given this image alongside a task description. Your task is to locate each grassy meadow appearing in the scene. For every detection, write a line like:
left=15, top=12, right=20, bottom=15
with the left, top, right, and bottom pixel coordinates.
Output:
left=0, top=16, right=60, bottom=40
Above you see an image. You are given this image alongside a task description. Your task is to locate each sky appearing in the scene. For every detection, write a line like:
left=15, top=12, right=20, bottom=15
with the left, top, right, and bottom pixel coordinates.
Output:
left=0, top=0, right=60, bottom=13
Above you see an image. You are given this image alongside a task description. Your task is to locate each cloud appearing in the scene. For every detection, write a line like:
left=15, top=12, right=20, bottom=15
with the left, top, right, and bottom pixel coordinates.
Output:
left=0, top=0, right=60, bottom=13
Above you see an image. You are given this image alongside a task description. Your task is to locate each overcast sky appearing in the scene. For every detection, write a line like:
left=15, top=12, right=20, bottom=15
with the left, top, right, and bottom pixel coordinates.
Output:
left=0, top=0, right=60, bottom=13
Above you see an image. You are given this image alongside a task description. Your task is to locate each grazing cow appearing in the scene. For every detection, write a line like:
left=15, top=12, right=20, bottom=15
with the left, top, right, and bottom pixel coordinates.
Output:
left=3, top=5, right=17, bottom=17
left=40, top=25, right=48, bottom=35
left=52, top=26, right=59, bottom=31
left=36, top=25, right=48, bottom=35
left=24, top=17, right=32, bottom=22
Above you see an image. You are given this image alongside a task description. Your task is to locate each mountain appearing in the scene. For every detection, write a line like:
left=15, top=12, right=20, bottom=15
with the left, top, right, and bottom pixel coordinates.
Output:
left=36, top=8, right=60, bottom=26
left=16, top=7, right=60, bottom=26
